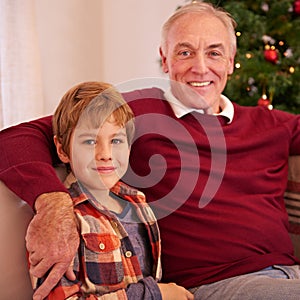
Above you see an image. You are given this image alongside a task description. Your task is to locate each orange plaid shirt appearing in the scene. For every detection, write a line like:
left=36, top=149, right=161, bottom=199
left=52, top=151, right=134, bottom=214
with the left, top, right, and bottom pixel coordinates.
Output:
left=34, top=173, right=162, bottom=299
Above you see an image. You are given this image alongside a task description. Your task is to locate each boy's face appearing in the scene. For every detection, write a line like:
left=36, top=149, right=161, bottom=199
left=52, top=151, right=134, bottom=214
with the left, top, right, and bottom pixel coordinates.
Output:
left=66, top=117, right=130, bottom=192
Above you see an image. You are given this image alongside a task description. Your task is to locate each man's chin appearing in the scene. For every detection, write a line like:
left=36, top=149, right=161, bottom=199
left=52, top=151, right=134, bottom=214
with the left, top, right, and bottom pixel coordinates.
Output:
left=172, top=84, right=211, bottom=110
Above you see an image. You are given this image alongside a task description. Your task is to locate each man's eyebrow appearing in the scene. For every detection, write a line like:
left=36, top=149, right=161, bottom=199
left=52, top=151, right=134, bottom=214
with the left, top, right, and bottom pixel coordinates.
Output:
left=208, top=43, right=225, bottom=50
left=175, top=42, right=225, bottom=51
left=175, top=42, right=194, bottom=49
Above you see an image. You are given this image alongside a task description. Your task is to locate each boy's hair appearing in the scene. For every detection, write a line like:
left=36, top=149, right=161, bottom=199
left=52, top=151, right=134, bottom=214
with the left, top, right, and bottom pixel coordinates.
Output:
left=52, top=81, right=135, bottom=156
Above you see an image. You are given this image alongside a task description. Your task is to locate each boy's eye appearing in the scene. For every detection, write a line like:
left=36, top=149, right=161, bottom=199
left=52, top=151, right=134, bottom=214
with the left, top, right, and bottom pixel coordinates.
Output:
left=83, top=139, right=96, bottom=145
left=111, top=138, right=123, bottom=144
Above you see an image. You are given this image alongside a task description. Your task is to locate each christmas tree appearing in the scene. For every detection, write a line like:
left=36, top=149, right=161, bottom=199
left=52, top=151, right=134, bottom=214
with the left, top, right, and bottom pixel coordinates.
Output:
left=208, top=0, right=300, bottom=113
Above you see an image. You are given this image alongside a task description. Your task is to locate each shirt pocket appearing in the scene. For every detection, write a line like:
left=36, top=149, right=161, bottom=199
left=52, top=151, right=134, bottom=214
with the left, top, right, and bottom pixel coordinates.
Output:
left=82, top=233, right=124, bottom=285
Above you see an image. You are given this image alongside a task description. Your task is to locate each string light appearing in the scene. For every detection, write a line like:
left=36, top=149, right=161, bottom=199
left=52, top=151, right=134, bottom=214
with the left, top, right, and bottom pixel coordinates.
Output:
left=289, top=66, right=295, bottom=73
left=264, top=45, right=277, bottom=51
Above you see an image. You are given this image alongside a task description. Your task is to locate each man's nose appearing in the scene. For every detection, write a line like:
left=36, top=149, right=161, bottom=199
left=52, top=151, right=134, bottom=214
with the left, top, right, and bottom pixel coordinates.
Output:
left=191, top=53, right=208, bottom=74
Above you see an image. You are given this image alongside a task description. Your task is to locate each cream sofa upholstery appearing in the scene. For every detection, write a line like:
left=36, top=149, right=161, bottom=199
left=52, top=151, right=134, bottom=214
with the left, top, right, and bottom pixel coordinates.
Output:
left=1, top=159, right=300, bottom=298
left=0, top=167, right=67, bottom=299
left=0, top=181, right=34, bottom=299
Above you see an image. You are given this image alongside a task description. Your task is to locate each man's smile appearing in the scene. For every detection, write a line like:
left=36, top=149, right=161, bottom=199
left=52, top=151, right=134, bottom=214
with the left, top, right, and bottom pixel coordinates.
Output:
left=188, top=81, right=212, bottom=87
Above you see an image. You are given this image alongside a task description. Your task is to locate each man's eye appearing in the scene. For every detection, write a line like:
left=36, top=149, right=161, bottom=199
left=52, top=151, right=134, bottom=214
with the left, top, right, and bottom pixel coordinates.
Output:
left=179, top=50, right=191, bottom=57
left=210, top=51, right=221, bottom=57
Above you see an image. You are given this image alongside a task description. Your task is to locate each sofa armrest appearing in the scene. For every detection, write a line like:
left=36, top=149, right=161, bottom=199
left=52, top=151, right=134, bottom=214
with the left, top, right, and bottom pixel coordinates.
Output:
left=0, top=181, right=34, bottom=299
left=0, top=166, right=67, bottom=299
left=284, top=156, right=300, bottom=257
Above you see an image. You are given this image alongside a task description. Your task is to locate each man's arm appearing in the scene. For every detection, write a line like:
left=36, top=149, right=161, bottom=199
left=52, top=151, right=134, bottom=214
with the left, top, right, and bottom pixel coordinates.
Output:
left=0, top=116, right=79, bottom=300
left=0, top=116, right=67, bottom=205
left=27, top=192, right=79, bottom=300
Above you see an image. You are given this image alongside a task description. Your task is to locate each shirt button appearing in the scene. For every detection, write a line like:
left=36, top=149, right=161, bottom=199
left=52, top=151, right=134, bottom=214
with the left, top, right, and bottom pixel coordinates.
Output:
left=99, top=243, right=105, bottom=250
left=125, top=251, right=132, bottom=258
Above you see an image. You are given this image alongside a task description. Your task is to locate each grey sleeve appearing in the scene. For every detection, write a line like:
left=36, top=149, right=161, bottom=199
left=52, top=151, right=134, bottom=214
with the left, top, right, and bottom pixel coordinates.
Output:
left=126, top=276, right=162, bottom=300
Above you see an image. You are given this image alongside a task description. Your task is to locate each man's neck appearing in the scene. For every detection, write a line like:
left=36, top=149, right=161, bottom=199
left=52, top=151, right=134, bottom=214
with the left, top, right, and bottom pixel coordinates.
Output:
left=164, top=89, right=234, bottom=123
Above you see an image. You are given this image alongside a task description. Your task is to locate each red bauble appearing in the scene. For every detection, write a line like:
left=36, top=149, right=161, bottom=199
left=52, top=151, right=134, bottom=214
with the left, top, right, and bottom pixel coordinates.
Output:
left=258, top=95, right=273, bottom=110
left=258, top=97, right=270, bottom=107
left=264, top=49, right=278, bottom=64
left=294, top=0, right=300, bottom=15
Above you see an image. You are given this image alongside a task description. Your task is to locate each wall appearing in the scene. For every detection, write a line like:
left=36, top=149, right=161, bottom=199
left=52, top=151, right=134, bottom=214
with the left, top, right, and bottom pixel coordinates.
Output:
left=35, top=0, right=185, bottom=115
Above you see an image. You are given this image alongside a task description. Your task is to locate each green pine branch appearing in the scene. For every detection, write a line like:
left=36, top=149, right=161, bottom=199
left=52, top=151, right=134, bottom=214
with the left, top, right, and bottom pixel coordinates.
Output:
left=206, top=0, right=300, bottom=113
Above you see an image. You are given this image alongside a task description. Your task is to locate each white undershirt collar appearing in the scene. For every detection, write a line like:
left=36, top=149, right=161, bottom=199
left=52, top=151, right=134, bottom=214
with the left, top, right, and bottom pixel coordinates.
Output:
left=164, top=89, right=234, bottom=124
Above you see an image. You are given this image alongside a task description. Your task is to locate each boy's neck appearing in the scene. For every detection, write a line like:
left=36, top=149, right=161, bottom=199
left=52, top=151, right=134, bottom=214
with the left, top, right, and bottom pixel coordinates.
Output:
left=92, top=189, right=125, bottom=214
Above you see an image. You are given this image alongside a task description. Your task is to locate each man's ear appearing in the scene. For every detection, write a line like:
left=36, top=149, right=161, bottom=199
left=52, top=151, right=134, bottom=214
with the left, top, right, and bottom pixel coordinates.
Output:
left=228, top=50, right=236, bottom=75
left=54, top=135, right=70, bottom=163
left=159, top=47, right=169, bottom=73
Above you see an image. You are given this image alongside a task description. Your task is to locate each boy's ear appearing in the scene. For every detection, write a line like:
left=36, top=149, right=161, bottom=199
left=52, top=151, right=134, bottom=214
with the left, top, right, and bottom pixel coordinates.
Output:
left=54, top=135, right=70, bottom=163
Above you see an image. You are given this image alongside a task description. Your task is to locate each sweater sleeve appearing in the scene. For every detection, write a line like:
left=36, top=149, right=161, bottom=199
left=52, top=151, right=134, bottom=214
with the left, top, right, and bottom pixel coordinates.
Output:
left=0, top=116, right=67, bottom=207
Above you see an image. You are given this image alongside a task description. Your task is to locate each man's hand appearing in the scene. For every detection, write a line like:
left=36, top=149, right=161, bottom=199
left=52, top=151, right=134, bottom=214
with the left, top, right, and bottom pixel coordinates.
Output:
left=158, top=282, right=194, bottom=300
left=26, top=192, right=79, bottom=300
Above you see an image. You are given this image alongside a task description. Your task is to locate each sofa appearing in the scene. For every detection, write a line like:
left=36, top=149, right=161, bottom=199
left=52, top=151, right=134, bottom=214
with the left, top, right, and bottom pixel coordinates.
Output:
left=284, top=156, right=300, bottom=257
left=1, top=157, right=300, bottom=299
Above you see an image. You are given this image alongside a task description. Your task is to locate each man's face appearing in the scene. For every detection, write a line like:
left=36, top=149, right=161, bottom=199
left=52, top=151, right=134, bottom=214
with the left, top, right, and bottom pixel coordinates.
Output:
left=160, top=13, right=235, bottom=113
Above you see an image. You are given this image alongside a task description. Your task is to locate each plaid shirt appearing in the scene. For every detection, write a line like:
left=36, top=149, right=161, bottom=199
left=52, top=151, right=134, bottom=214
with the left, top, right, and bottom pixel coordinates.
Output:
left=36, top=173, right=162, bottom=299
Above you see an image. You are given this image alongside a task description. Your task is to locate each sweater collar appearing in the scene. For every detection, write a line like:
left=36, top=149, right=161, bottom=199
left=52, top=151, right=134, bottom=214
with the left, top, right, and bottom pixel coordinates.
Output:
left=164, top=89, right=234, bottom=124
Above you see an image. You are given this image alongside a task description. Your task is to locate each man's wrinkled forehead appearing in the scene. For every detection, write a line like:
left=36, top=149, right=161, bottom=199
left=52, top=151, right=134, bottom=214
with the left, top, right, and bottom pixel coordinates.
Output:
left=166, top=13, right=230, bottom=49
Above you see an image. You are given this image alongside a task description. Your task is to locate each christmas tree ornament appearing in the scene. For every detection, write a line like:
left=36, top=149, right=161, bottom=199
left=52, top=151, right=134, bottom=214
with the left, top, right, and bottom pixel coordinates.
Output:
left=262, top=35, right=275, bottom=45
left=257, top=94, right=272, bottom=110
left=294, top=0, right=300, bottom=15
left=257, top=94, right=273, bottom=110
left=261, top=2, right=269, bottom=12
left=264, top=45, right=278, bottom=64
left=284, top=48, right=293, bottom=58
left=257, top=94, right=270, bottom=106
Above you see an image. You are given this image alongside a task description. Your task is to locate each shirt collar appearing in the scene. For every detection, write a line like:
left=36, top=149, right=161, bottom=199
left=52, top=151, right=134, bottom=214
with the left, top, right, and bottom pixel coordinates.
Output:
left=164, top=89, right=234, bottom=124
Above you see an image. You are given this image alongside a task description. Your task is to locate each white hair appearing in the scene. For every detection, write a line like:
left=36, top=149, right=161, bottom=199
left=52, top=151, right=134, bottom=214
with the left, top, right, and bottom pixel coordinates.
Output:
left=161, top=1, right=237, bottom=55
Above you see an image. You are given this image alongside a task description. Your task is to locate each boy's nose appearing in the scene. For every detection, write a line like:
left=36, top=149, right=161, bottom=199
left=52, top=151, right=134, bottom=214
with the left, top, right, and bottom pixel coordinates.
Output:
left=95, top=144, right=112, bottom=161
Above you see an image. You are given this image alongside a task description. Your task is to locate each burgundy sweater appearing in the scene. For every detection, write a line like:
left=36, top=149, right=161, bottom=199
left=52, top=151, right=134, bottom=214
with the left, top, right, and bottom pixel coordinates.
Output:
left=1, top=87, right=300, bottom=288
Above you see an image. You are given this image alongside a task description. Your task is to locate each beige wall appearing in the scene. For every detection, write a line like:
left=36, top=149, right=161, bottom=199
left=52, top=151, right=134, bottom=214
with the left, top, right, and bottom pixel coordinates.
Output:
left=35, top=0, right=184, bottom=115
